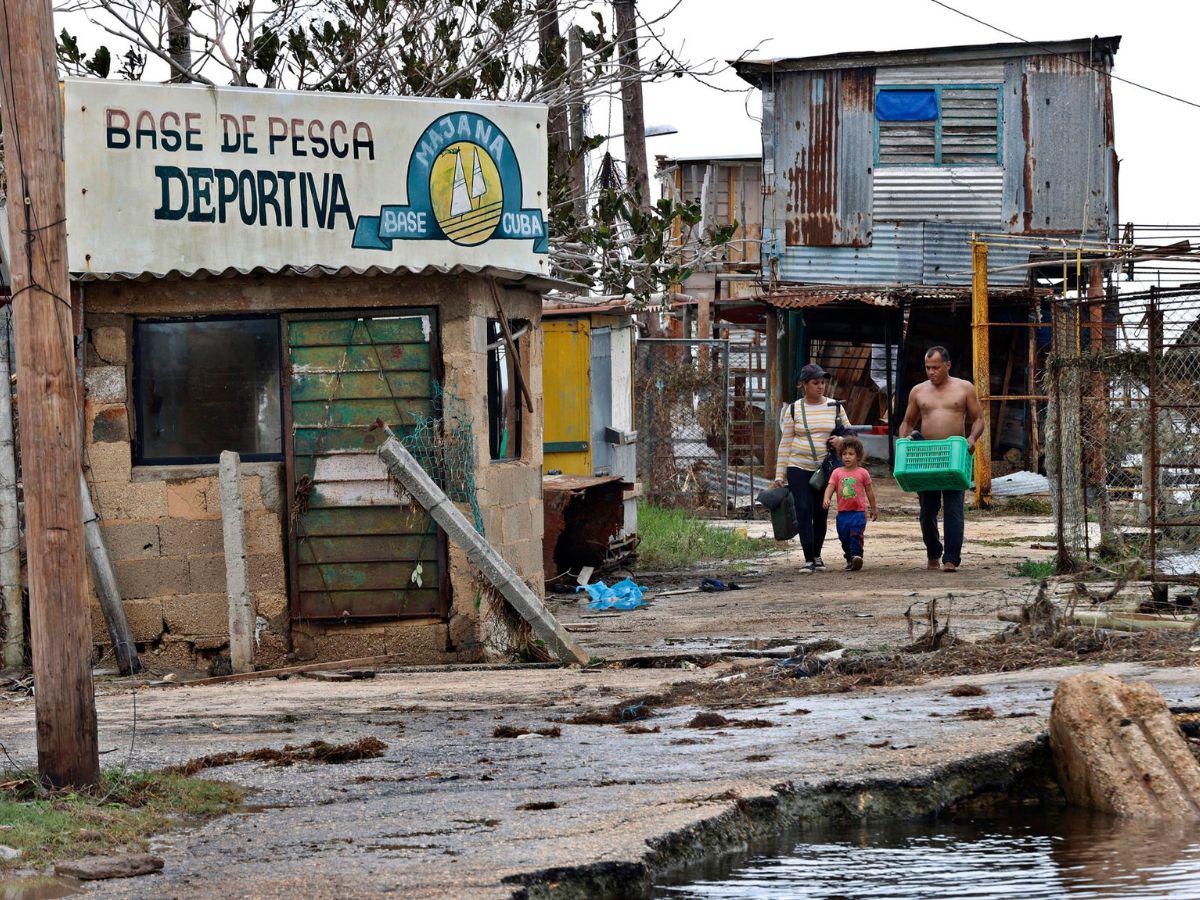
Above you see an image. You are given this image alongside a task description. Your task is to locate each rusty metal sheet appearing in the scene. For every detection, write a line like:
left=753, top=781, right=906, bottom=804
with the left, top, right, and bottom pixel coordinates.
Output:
left=777, top=68, right=874, bottom=248
left=543, top=476, right=629, bottom=581
left=780, top=221, right=920, bottom=284
left=1018, top=52, right=1115, bottom=236
left=873, top=166, right=1003, bottom=223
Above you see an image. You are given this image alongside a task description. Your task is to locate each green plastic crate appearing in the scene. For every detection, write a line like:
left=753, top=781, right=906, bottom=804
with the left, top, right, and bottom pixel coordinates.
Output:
left=893, top=436, right=974, bottom=492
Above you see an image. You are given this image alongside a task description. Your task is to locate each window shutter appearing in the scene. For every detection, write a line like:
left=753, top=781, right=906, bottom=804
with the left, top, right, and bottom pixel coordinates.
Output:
left=940, top=88, right=1000, bottom=164
left=877, top=121, right=936, bottom=164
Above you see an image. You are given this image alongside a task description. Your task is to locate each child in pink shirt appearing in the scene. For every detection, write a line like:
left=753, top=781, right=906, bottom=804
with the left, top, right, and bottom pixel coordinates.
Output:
left=822, top=437, right=878, bottom=571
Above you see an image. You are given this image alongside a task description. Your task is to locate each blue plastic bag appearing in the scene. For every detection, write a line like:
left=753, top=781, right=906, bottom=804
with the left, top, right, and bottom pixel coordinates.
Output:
left=577, top=577, right=647, bottom=610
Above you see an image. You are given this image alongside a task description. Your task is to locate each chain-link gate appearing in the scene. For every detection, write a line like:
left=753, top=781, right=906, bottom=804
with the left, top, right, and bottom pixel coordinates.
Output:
left=1048, top=287, right=1200, bottom=585
left=635, top=338, right=729, bottom=513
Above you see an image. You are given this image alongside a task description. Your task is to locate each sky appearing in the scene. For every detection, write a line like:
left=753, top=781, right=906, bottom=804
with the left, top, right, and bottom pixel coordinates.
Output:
left=612, top=0, right=1200, bottom=227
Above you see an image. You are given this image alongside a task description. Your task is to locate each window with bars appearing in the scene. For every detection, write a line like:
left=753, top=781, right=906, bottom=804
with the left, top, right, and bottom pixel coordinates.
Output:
left=875, top=85, right=1001, bottom=166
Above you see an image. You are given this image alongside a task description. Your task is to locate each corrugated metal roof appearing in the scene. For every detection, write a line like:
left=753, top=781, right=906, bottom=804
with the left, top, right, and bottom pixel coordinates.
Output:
left=874, top=167, right=1003, bottom=224
left=734, top=36, right=1120, bottom=83
left=74, top=262, right=576, bottom=294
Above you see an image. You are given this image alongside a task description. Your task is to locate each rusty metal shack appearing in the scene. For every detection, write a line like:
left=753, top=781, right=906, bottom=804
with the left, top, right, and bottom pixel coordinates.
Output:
left=734, top=36, right=1120, bottom=475
left=58, top=78, right=560, bottom=673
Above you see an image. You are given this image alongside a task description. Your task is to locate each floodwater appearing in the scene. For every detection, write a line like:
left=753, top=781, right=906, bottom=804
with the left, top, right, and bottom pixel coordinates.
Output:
left=655, top=807, right=1200, bottom=899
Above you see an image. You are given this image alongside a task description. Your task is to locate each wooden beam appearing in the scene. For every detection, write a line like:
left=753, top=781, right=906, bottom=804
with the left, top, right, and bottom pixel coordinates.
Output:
left=0, top=0, right=99, bottom=787
left=488, top=279, right=534, bottom=413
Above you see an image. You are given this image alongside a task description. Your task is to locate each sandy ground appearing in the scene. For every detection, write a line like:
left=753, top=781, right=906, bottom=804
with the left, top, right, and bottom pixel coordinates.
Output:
left=555, top=480, right=1056, bottom=659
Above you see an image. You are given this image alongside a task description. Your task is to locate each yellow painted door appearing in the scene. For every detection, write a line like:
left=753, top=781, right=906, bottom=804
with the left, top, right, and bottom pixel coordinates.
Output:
left=542, top=319, right=592, bottom=475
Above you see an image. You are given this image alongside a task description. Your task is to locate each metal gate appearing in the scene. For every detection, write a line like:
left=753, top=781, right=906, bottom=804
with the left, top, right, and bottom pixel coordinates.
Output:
left=1049, top=287, right=1200, bottom=585
left=283, top=310, right=447, bottom=620
left=635, top=338, right=729, bottom=512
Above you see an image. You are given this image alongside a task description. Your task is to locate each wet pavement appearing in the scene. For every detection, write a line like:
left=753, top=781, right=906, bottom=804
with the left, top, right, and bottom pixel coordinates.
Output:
left=2, top=661, right=1197, bottom=898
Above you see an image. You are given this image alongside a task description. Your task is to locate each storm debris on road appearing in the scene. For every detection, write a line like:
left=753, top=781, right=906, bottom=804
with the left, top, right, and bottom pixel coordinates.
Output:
left=166, top=737, right=388, bottom=775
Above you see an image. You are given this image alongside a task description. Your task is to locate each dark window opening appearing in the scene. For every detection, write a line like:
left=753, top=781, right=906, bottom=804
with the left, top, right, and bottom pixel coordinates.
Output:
left=487, top=319, right=526, bottom=461
left=134, top=317, right=282, bottom=465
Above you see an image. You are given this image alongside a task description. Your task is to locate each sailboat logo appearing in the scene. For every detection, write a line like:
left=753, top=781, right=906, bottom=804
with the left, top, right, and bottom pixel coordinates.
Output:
left=352, top=111, right=547, bottom=254
left=431, top=142, right=503, bottom=246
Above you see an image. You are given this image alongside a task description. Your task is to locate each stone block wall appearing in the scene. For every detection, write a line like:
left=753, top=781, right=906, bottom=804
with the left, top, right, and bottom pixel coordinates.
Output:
left=81, top=273, right=546, bottom=672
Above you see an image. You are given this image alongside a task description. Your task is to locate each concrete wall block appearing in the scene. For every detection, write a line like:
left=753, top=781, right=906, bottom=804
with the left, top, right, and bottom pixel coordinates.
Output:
left=167, top=477, right=219, bottom=520
left=95, top=481, right=168, bottom=521
left=245, top=510, right=284, bottom=556
left=99, top=521, right=160, bottom=561
left=257, top=466, right=284, bottom=513
left=114, top=556, right=190, bottom=599
left=248, top=553, right=287, bottom=594
left=160, top=517, right=224, bottom=556
left=187, top=553, right=227, bottom=594
left=162, top=593, right=229, bottom=637
left=91, top=326, right=128, bottom=366
left=501, top=503, right=533, bottom=543
left=85, top=366, right=126, bottom=404
left=87, top=402, right=130, bottom=444
left=90, top=598, right=164, bottom=645
left=205, top=474, right=266, bottom=515
left=254, top=591, right=288, bottom=620
left=86, top=441, right=132, bottom=483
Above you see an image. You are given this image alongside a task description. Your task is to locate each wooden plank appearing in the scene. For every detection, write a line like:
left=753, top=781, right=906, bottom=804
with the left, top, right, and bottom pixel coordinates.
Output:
left=310, top=481, right=409, bottom=508
left=299, top=534, right=437, bottom=563
left=291, top=397, right=433, bottom=428
left=287, top=316, right=431, bottom=347
left=311, top=453, right=391, bottom=482
left=289, top=343, right=432, bottom=373
left=297, top=560, right=438, bottom=591
left=291, top=427, right=402, bottom=456
left=291, top=371, right=431, bottom=402
left=298, top=506, right=435, bottom=536
left=184, top=654, right=404, bottom=686
left=297, top=589, right=442, bottom=619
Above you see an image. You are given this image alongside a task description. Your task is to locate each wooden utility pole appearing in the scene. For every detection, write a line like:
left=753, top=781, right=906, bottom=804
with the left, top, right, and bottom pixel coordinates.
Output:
left=0, top=0, right=100, bottom=787
left=613, top=0, right=651, bottom=209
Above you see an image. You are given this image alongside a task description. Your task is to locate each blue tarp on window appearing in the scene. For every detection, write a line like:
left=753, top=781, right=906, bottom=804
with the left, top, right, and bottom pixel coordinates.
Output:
left=876, top=89, right=938, bottom=122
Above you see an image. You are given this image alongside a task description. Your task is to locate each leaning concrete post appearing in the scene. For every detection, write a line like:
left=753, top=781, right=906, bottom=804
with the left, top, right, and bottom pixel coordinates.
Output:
left=79, top=473, right=140, bottom=675
left=377, top=435, right=590, bottom=666
left=219, top=451, right=254, bottom=674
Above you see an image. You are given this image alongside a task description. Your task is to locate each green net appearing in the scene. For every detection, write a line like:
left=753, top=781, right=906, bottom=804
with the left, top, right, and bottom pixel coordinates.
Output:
left=399, top=380, right=485, bottom=535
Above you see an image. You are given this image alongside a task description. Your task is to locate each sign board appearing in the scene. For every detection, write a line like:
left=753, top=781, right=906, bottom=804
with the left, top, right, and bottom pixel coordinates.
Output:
left=62, top=79, right=549, bottom=277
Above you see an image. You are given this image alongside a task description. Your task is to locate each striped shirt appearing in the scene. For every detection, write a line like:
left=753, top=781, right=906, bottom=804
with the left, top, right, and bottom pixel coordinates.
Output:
left=775, top=400, right=851, bottom=479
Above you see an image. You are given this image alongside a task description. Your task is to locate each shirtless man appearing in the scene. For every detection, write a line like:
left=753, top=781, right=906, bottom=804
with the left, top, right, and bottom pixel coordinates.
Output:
left=898, top=346, right=984, bottom=573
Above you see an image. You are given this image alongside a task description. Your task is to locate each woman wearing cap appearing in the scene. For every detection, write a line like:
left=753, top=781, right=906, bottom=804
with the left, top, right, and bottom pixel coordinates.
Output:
left=772, top=364, right=851, bottom=574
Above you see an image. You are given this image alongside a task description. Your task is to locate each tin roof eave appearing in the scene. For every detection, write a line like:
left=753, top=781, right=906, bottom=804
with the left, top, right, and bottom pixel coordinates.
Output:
left=732, top=35, right=1121, bottom=85
left=72, top=262, right=578, bottom=294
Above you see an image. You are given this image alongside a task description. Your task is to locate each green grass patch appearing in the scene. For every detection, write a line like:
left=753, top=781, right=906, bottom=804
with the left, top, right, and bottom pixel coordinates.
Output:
left=1013, top=559, right=1056, bottom=580
left=0, top=768, right=244, bottom=871
left=636, top=503, right=776, bottom=570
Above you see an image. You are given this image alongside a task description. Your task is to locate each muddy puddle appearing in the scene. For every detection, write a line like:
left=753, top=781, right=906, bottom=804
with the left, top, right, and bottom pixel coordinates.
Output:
left=654, top=806, right=1200, bottom=898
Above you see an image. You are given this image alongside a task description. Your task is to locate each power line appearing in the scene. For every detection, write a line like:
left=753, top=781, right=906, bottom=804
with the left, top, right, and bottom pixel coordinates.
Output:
left=927, top=0, right=1200, bottom=111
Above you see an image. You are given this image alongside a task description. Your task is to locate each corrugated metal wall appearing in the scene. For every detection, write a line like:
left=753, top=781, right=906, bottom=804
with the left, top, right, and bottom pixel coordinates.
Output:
left=876, top=63, right=1006, bottom=84
left=1018, top=53, right=1115, bottom=236
left=773, top=67, right=875, bottom=247
left=779, top=221, right=1028, bottom=286
left=874, top=167, right=1003, bottom=222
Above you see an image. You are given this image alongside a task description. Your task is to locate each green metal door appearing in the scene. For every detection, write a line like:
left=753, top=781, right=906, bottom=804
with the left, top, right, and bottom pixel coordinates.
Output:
left=284, top=310, right=446, bottom=620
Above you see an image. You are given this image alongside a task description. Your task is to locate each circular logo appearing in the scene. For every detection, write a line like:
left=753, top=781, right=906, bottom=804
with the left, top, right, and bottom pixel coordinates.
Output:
left=430, top=141, right=503, bottom=246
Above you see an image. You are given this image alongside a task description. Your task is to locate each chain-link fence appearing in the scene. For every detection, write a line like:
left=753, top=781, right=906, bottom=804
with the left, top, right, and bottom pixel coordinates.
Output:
left=635, top=338, right=729, bottom=512
left=1049, top=287, right=1200, bottom=584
